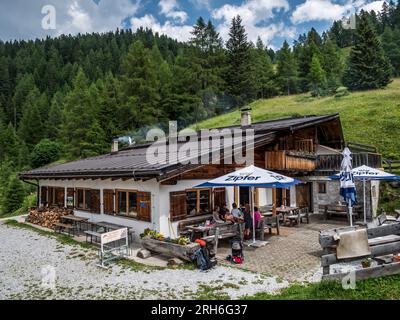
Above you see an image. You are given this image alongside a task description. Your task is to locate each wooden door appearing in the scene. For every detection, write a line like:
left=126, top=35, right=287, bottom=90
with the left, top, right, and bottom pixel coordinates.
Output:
left=103, top=189, right=114, bottom=214
left=138, top=192, right=151, bottom=222
left=296, top=183, right=312, bottom=211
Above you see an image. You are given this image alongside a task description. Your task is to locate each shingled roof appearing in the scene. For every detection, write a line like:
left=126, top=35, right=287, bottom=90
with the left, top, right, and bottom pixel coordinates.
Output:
left=20, top=114, right=341, bottom=181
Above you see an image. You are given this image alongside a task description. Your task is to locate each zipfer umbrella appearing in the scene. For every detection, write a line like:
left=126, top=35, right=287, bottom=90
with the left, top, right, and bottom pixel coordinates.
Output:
left=195, top=165, right=302, bottom=245
left=330, top=164, right=400, bottom=223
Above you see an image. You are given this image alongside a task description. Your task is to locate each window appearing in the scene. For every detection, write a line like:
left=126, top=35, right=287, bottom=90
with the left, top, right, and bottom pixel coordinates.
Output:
left=75, top=188, right=100, bottom=213
left=169, top=189, right=212, bottom=220
left=67, top=188, right=74, bottom=208
left=116, top=189, right=151, bottom=221
left=318, top=182, right=327, bottom=194
left=47, top=187, right=64, bottom=207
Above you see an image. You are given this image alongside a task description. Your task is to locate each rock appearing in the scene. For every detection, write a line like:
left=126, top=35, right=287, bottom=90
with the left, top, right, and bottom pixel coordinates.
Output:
left=137, top=249, right=152, bottom=259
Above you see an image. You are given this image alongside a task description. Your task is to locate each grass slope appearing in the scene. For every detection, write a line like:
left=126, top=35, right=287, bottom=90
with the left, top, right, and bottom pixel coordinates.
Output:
left=194, top=79, right=400, bottom=159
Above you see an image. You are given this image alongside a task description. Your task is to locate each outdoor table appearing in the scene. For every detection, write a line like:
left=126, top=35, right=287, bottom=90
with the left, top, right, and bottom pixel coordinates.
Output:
left=60, top=215, right=89, bottom=234
left=276, top=207, right=299, bottom=224
left=185, top=224, right=215, bottom=240
left=261, top=212, right=273, bottom=217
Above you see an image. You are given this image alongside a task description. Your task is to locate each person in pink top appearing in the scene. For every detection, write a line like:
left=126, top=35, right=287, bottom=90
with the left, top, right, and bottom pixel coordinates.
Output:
left=253, top=207, right=262, bottom=227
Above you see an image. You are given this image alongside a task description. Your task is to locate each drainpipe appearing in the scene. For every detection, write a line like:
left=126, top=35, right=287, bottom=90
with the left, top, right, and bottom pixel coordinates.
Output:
left=21, top=179, right=40, bottom=207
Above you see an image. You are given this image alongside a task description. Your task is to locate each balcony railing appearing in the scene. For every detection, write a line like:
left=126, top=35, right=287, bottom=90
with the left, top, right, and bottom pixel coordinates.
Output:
left=265, top=151, right=317, bottom=171
left=316, top=153, right=382, bottom=171
left=266, top=151, right=382, bottom=172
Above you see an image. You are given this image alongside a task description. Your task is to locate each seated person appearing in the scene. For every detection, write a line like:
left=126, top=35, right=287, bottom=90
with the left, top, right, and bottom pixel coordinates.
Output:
left=253, top=207, right=262, bottom=227
left=212, top=205, right=224, bottom=223
left=224, top=211, right=235, bottom=224
left=231, top=203, right=244, bottom=222
left=219, top=203, right=229, bottom=221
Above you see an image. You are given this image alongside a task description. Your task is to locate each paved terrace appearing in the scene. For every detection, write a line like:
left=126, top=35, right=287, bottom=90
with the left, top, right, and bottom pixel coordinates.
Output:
left=216, top=216, right=347, bottom=281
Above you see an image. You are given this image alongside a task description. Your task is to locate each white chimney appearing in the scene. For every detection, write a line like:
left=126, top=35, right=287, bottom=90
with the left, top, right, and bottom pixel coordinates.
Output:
left=241, top=109, right=252, bottom=127
left=111, top=139, right=119, bottom=153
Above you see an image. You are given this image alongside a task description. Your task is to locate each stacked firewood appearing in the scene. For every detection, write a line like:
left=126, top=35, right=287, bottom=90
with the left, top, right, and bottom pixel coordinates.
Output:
left=26, top=207, right=73, bottom=229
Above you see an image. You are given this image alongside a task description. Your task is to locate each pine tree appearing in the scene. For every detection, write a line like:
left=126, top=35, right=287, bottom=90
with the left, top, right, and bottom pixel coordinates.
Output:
left=321, top=37, right=344, bottom=92
left=344, top=12, right=392, bottom=90
left=18, top=87, right=44, bottom=149
left=275, top=41, right=298, bottom=95
left=251, top=37, right=277, bottom=99
left=381, top=27, right=400, bottom=76
left=308, top=55, right=326, bottom=96
left=121, top=40, right=162, bottom=128
left=2, top=175, right=25, bottom=214
left=225, top=15, right=254, bottom=106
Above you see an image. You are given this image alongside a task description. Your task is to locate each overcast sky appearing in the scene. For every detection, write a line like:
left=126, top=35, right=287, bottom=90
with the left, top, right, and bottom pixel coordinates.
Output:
left=0, top=0, right=387, bottom=49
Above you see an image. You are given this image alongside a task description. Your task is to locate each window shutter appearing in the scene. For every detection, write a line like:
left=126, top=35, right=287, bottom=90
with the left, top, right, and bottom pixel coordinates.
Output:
left=103, top=189, right=114, bottom=214
left=55, top=188, right=65, bottom=207
left=213, top=187, right=226, bottom=208
left=170, top=191, right=187, bottom=222
left=90, top=190, right=100, bottom=213
left=137, top=192, right=151, bottom=222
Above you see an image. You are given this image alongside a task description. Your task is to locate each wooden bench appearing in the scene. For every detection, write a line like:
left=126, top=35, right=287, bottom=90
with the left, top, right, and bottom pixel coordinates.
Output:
left=202, top=223, right=244, bottom=255
left=319, top=222, right=400, bottom=280
left=321, top=204, right=358, bottom=222
left=256, top=216, right=280, bottom=240
left=84, top=231, right=102, bottom=244
left=54, top=223, right=75, bottom=236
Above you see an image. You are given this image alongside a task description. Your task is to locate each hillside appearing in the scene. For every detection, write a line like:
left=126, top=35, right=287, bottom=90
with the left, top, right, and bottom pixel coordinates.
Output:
left=193, top=79, right=400, bottom=159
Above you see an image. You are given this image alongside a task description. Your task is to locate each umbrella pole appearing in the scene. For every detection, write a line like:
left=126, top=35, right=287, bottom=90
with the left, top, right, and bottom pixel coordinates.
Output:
left=363, top=178, right=367, bottom=224
left=348, top=198, right=353, bottom=227
left=251, top=187, right=256, bottom=244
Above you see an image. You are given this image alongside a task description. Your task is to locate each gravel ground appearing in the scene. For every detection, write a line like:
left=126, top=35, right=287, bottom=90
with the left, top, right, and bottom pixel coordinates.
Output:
left=0, top=223, right=293, bottom=300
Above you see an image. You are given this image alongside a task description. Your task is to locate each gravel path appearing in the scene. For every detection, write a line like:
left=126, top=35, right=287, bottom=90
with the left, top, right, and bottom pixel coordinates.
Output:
left=0, top=223, right=292, bottom=300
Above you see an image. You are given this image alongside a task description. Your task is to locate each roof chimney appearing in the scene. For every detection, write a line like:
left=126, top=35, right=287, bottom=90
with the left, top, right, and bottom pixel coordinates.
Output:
left=241, top=108, right=252, bottom=127
left=111, top=139, right=119, bottom=153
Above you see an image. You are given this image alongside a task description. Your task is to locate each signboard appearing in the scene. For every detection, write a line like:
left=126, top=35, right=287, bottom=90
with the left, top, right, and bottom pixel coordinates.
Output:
left=67, top=196, right=74, bottom=207
left=101, top=228, right=128, bottom=245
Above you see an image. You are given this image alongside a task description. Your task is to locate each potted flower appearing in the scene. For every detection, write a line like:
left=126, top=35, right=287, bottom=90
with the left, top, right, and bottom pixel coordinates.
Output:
left=361, top=258, right=371, bottom=268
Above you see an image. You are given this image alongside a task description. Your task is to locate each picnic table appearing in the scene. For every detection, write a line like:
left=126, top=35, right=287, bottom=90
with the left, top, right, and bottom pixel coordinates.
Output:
left=59, top=215, right=89, bottom=235
left=93, top=221, right=135, bottom=242
left=276, top=206, right=299, bottom=225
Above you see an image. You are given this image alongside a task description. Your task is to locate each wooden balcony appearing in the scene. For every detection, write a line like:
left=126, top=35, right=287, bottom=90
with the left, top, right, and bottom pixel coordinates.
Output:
left=265, top=151, right=317, bottom=172
left=316, top=153, right=382, bottom=171
left=266, top=151, right=382, bottom=172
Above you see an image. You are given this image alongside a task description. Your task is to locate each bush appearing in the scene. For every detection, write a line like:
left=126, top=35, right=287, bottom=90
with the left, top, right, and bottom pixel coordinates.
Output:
left=30, top=139, right=60, bottom=169
left=334, top=86, right=350, bottom=98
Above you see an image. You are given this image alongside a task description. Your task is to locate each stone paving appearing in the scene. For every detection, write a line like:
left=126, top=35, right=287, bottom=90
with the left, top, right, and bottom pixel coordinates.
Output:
left=216, top=215, right=347, bottom=281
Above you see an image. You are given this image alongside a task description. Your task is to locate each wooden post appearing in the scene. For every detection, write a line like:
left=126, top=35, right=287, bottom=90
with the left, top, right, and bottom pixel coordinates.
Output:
left=234, top=187, right=239, bottom=205
left=272, top=188, right=277, bottom=216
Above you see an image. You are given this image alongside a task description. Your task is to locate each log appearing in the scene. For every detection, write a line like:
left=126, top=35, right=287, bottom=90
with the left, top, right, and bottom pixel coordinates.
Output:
left=137, top=249, right=152, bottom=259
left=141, top=237, right=200, bottom=262
left=322, top=262, right=400, bottom=281
left=25, top=207, right=73, bottom=229
left=167, top=258, right=184, bottom=266
left=321, top=241, right=400, bottom=267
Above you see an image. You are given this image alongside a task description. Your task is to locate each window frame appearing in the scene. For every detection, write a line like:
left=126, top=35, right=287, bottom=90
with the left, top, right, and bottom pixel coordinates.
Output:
left=75, top=188, right=100, bottom=213
left=115, top=189, right=139, bottom=219
left=318, top=182, right=327, bottom=194
left=185, top=188, right=212, bottom=217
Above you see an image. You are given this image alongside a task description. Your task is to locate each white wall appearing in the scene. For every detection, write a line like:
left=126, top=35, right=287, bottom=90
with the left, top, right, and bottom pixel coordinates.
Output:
left=39, top=178, right=159, bottom=241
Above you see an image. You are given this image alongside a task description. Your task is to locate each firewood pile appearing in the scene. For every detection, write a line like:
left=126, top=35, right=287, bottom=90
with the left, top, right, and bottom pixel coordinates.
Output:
left=26, top=207, right=73, bottom=229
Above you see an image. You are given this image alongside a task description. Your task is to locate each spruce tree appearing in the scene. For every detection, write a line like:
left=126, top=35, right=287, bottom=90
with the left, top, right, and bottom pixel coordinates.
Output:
left=381, top=27, right=400, bottom=76
left=321, top=37, right=344, bottom=92
left=308, top=55, right=327, bottom=96
left=344, top=12, right=392, bottom=90
left=275, top=41, right=298, bottom=95
left=225, top=15, right=254, bottom=106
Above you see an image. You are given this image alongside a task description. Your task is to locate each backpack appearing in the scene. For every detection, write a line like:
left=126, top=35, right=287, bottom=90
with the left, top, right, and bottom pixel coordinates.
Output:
left=193, top=247, right=216, bottom=271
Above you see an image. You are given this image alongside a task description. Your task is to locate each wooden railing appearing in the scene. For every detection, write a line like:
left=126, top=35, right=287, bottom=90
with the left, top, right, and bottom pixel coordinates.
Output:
left=265, top=151, right=316, bottom=171
left=294, top=139, right=314, bottom=153
left=266, top=151, right=382, bottom=172
left=383, top=159, right=400, bottom=173
left=316, top=153, right=382, bottom=171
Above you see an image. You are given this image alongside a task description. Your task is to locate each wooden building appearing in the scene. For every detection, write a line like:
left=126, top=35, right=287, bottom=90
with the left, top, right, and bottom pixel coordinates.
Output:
left=20, top=113, right=382, bottom=239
